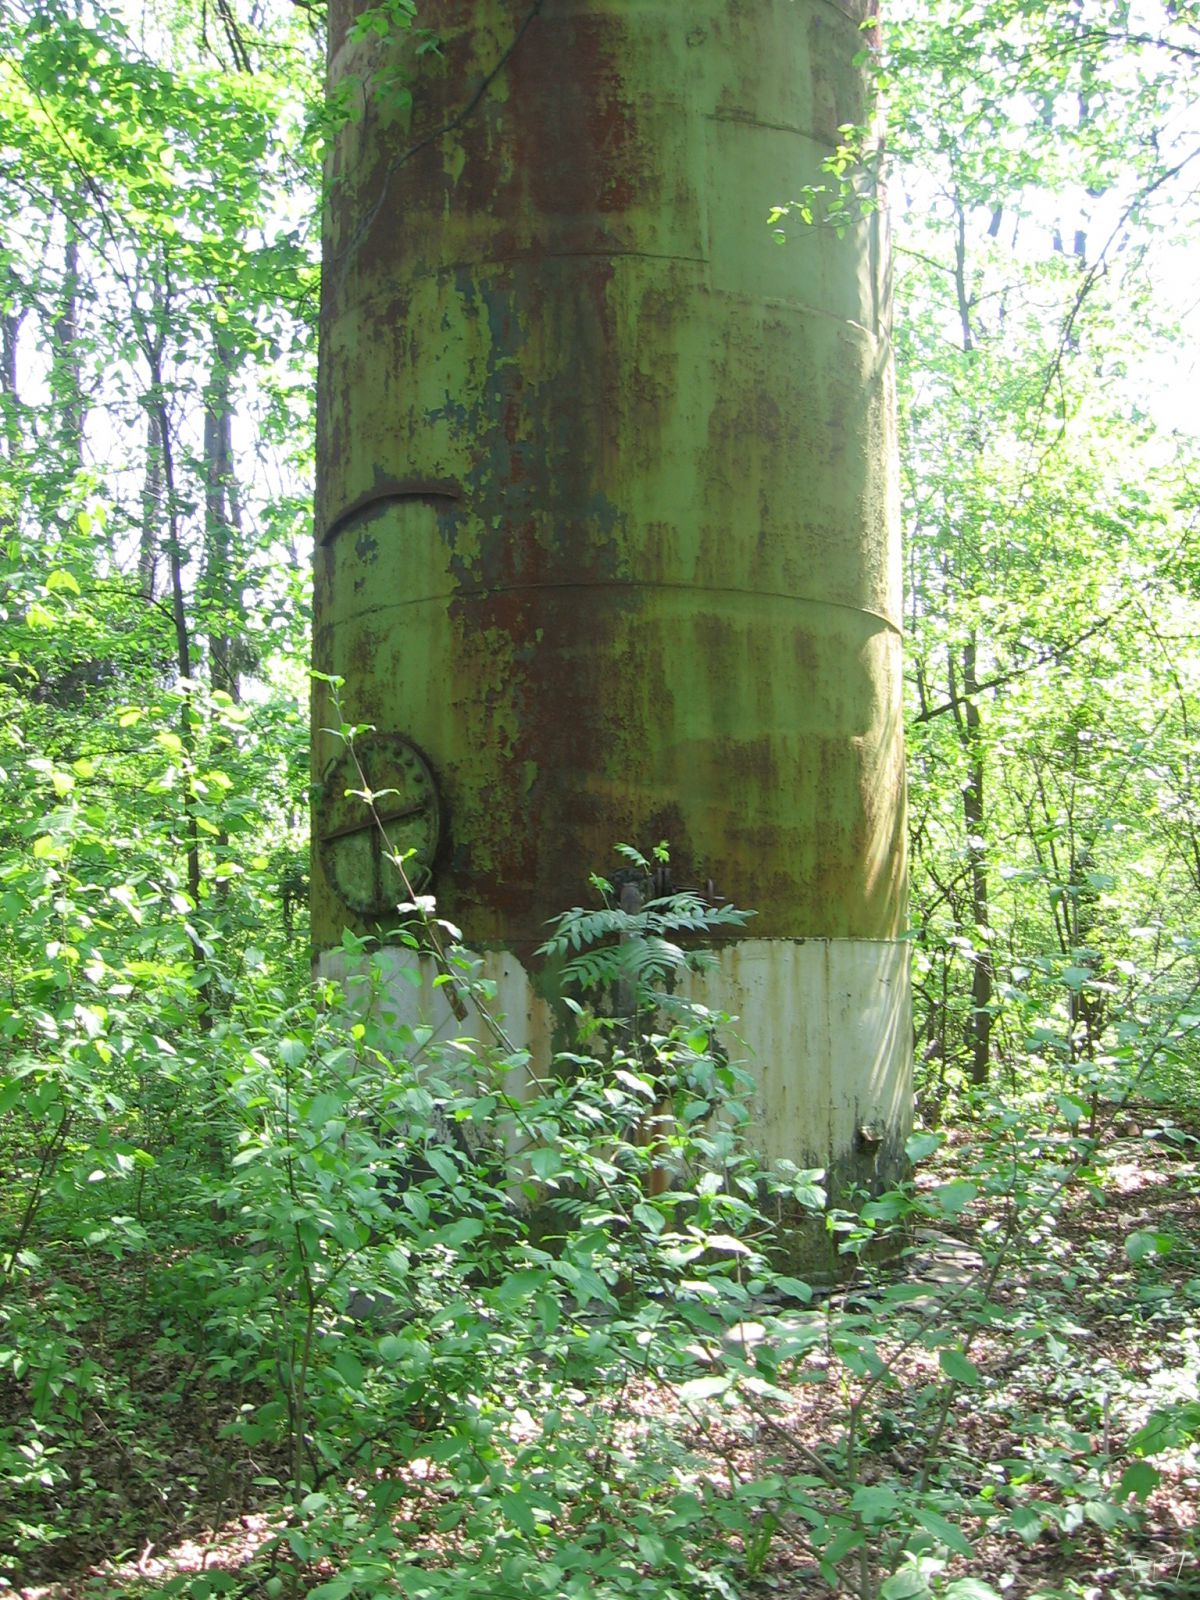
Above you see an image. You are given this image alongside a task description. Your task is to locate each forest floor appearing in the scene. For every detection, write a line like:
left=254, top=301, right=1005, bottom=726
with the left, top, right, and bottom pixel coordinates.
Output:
left=6, top=1106, right=1199, bottom=1600
left=726, top=1112, right=1200, bottom=1599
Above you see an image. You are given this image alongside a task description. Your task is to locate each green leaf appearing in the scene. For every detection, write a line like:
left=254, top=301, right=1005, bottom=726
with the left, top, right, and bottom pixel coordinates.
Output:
left=536, top=1292, right=561, bottom=1334
left=905, top=1130, right=944, bottom=1162
left=1117, top=1460, right=1161, bottom=1500
left=938, top=1349, right=981, bottom=1386
left=1125, top=1229, right=1173, bottom=1263
left=306, top=1093, right=341, bottom=1127
left=1083, top=1497, right=1123, bottom=1531
left=821, top=1523, right=864, bottom=1563
left=307, top=1580, right=357, bottom=1600
left=913, top=1505, right=973, bottom=1557
left=678, top=1373, right=733, bottom=1401
left=529, top=1145, right=564, bottom=1180
left=929, top=1179, right=977, bottom=1217
left=1055, top=1093, right=1087, bottom=1125
left=278, top=1037, right=307, bottom=1069
left=864, top=1190, right=915, bottom=1224
left=1128, top=1401, right=1200, bottom=1456
left=637, top=1531, right=668, bottom=1566
left=881, top=1568, right=931, bottom=1600
left=494, top=1268, right=548, bottom=1305
left=425, top=1147, right=459, bottom=1185
left=850, top=1484, right=901, bottom=1522
left=882, top=1282, right=939, bottom=1305
left=435, top=1217, right=483, bottom=1247
left=333, top=1350, right=365, bottom=1389
left=942, top=1582, right=1004, bottom=1600
left=1006, top=1505, right=1043, bottom=1543
left=772, top=1274, right=813, bottom=1302
left=500, top=1489, right=539, bottom=1535
left=704, top=1232, right=751, bottom=1255
left=790, top=1177, right=828, bottom=1209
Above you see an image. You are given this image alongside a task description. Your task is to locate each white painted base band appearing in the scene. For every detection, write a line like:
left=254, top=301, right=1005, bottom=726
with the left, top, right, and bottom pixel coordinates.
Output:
left=696, top=939, right=912, bottom=1169
left=316, top=938, right=911, bottom=1174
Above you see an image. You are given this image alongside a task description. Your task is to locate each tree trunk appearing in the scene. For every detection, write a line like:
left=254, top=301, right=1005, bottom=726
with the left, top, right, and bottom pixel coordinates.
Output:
left=961, top=636, right=994, bottom=1084
left=139, top=408, right=163, bottom=601
left=202, top=328, right=244, bottom=703
left=52, top=228, right=85, bottom=468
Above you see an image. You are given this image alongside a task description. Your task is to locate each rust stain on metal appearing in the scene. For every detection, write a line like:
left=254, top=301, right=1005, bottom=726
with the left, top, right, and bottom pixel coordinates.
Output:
left=507, top=9, right=643, bottom=217
left=314, top=0, right=906, bottom=960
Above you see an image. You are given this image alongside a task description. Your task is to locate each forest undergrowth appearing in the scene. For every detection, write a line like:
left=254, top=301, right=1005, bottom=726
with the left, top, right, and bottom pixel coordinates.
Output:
left=3, top=860, right=1199, bottom=1600
left=5, top=1100, right=1199, bottom=1600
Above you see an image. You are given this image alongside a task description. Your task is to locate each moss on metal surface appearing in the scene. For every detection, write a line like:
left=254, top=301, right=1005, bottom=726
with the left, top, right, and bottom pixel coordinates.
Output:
left=314, top=0, right=905, bottom=963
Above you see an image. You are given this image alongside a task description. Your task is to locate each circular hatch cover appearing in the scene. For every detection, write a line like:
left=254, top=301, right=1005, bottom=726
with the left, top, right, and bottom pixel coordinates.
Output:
left=317, top=735, right=441, bottom=917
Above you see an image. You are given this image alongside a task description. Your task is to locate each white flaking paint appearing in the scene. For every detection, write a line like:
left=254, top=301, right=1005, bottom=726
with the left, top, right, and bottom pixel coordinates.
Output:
left=700, top=939, right=912, bottom=1169
left=317, top=937, right=910, bottom=1177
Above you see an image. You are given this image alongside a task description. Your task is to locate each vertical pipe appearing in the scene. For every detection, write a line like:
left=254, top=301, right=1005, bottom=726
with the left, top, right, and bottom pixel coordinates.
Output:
left=314, top=0, right=911, bottom=1196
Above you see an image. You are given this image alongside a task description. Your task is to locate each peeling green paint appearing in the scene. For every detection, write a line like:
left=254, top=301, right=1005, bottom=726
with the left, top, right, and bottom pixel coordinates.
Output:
left=314, top=0, right=906, bottom=975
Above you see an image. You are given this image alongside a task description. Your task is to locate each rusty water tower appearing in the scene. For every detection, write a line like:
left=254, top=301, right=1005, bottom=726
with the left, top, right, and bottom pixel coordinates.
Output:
left=313, top=0, right=911, bottom=1192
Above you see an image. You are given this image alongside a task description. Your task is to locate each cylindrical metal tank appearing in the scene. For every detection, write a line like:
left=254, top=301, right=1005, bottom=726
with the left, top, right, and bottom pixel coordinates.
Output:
left=313, top=0, right=911, bottom=1188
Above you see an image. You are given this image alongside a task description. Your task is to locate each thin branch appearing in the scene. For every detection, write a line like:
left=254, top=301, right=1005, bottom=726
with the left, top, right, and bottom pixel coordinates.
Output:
left=331, top=0, right=544, bottom=280
left=909, top=599, right=1133, bottom=724
left=1030, top=141, right=1200, bottom=460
